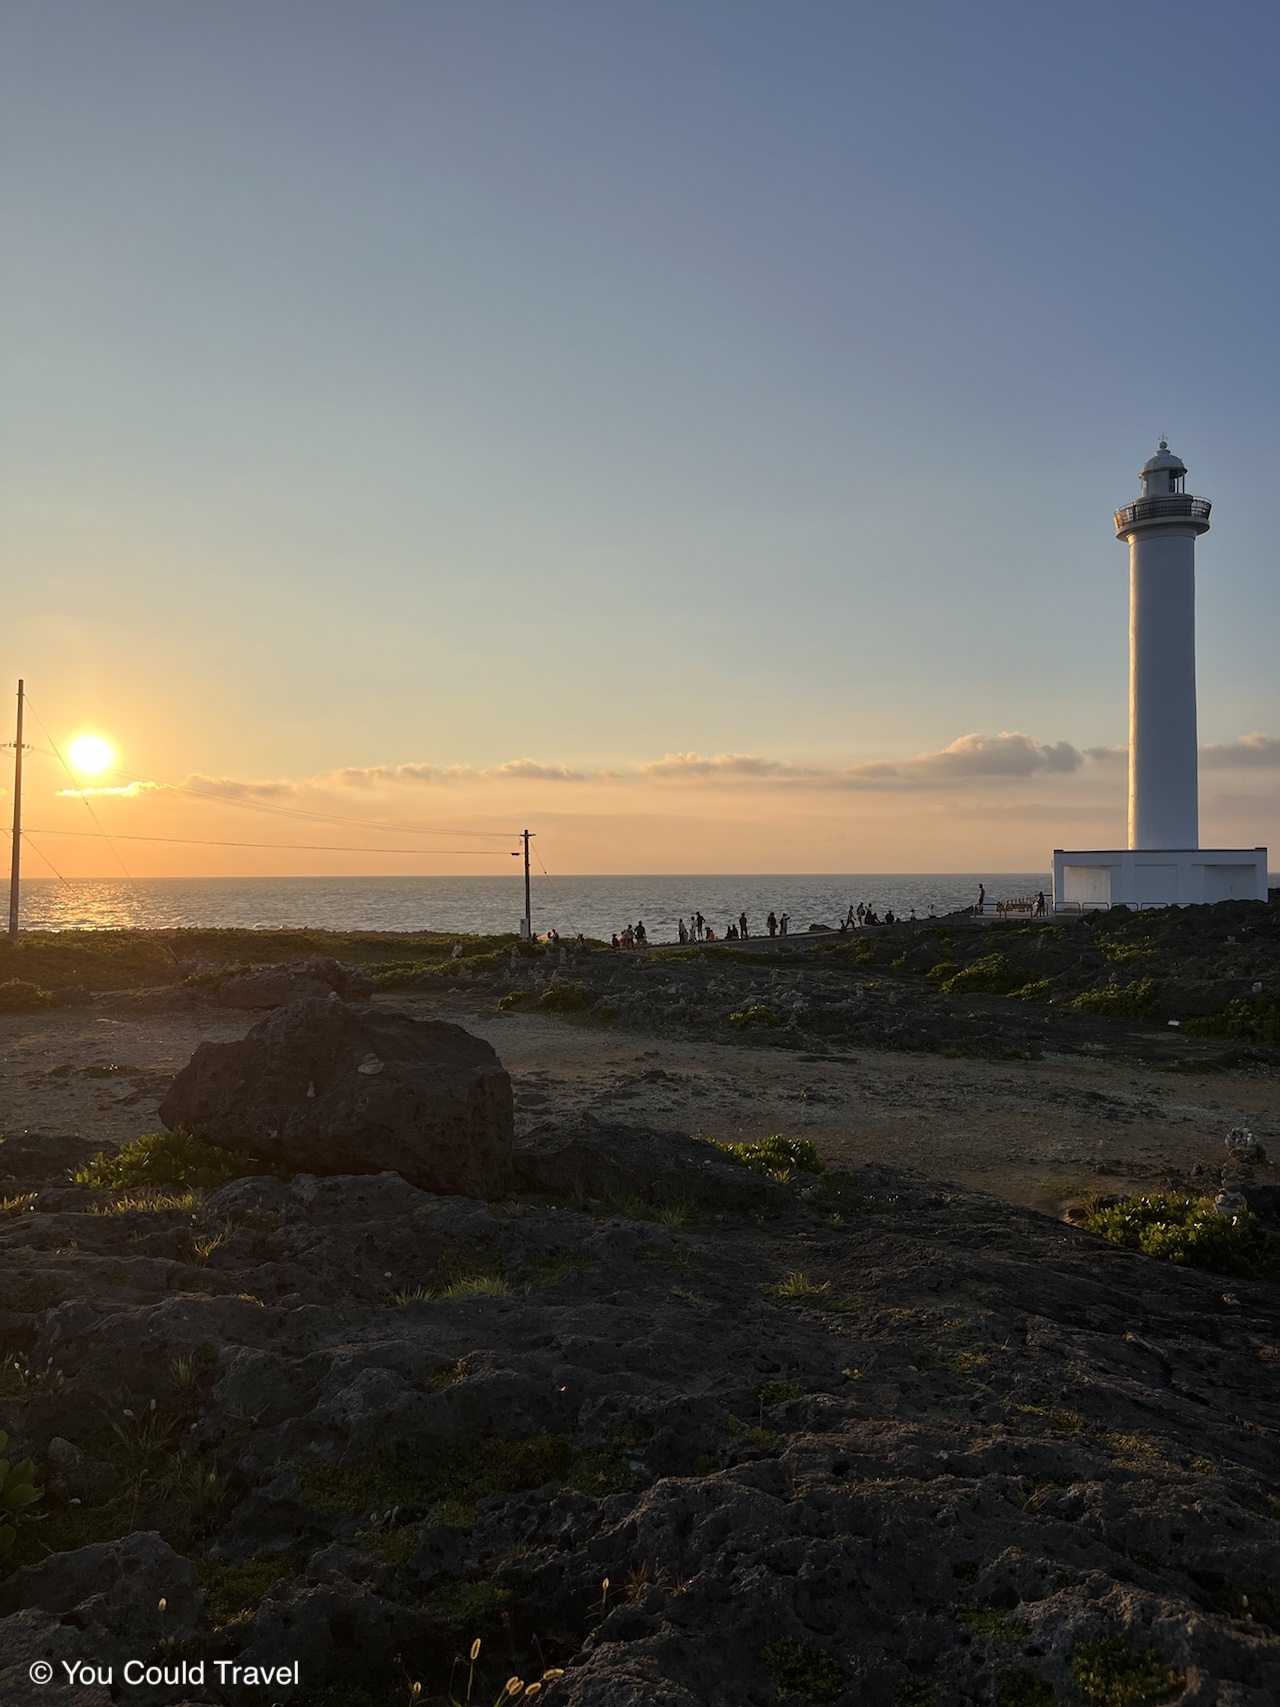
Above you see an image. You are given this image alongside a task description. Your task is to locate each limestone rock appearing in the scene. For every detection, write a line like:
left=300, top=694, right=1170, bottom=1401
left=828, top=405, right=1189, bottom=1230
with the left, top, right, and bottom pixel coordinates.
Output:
left=513, top=1119, right=788, bottom=1213
left=158, top=998, right=514, bottom=1196
left=0, top=1533, right=200, bottom=1707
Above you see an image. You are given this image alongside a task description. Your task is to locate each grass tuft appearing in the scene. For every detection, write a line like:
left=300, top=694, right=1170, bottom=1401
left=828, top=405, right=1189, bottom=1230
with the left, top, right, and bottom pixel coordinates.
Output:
left=760, top=1379, right=805, bottom=1405
left=761, top=1271, right=859, bottom=1313
left=760, top=1635, right=845, bottom=1702
left=1069, top=1636, right=1183, bottom=1706
left=708, top=1133, right=823, bottom=1179
left=72, top=1128, right=267, bottom=1191
left=953, top=1606, right=1030, bottom=1643
left=524, top=1249, right=594, bottom=1288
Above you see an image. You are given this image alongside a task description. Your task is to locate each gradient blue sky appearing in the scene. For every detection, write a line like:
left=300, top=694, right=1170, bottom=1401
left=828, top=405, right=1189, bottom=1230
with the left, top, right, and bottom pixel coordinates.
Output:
left=2, top=1, right=1277, bottom=873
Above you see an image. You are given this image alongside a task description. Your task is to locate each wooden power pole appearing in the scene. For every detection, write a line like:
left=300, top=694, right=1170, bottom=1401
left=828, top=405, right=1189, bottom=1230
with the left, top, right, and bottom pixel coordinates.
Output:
left=512, top=828, right=535, bottom=938
left=8, top=679, right=25, bottom=940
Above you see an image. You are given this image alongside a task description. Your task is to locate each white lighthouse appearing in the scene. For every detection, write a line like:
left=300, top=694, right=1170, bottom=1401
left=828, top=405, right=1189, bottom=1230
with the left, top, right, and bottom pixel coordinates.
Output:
left=1053, top=443, right=1268, bottom=910
left=1124, top=439, right=1205, bottom=851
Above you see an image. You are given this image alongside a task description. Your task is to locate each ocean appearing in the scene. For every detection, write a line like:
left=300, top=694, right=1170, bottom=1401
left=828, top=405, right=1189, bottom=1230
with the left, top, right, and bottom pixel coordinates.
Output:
left=14, top=874, right=1051, bottom=943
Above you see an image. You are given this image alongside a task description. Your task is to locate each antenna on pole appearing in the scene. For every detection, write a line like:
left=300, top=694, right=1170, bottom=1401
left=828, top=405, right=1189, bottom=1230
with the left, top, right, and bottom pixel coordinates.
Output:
left=511, top=829, right=535, bottom=939
left=8, top=680, right=25, bottom=939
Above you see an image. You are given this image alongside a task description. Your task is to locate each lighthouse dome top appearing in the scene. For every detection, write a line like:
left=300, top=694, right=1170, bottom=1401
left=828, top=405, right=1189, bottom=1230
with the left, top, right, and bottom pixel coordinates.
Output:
left=1141, top=439, right=1188, bottom=477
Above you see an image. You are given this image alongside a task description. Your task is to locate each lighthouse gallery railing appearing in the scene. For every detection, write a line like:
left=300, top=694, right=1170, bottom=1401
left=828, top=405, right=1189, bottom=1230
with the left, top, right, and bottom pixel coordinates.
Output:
left=1114, top=495, right=1212, bottom=529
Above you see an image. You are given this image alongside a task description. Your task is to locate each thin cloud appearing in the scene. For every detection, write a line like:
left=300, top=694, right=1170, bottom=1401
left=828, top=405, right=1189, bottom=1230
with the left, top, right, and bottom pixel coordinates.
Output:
left=58, top=773, right=299, bottom=801
left=1201, top=734, right=1280, bottom=769
left=639, top=752, right=821, bottom=781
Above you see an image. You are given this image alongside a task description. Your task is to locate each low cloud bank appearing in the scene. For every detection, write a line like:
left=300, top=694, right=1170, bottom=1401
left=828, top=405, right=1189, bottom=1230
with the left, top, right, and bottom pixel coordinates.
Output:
left=57, top=730, right=1278, bottom=804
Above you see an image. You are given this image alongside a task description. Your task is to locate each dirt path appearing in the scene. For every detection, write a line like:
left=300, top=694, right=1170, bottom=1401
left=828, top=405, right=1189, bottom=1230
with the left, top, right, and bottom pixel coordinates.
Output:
left=3, top=993, right=1278, bottom=1213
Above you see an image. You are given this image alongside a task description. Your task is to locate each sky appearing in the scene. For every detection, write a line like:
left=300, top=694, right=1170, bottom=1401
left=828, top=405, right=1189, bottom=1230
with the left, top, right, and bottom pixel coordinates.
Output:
left=1, top=0, right=1277, bottom=877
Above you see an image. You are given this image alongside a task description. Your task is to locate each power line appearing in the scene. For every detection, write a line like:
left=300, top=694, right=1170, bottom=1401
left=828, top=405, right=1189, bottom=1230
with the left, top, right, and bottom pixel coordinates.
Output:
left=21, top=831, right=73, bottom=888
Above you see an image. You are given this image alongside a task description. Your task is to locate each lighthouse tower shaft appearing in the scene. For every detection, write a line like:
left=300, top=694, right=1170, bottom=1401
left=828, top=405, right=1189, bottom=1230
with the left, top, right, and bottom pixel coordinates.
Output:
left=1114, top=441, right=1210, bottom=851
left=1053, top=442, right=1266, bottom=912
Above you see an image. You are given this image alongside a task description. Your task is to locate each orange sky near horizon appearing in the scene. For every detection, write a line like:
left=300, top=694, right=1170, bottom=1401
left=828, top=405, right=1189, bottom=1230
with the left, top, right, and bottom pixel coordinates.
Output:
left=7, top=728, right=1278, bottom=879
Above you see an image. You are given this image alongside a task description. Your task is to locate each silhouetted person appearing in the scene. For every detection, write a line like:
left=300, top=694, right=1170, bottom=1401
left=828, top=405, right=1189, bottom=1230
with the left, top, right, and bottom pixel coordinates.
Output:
left=739, top=912, right=748, bottom=939
left=767, top=911, right=778, bottom=937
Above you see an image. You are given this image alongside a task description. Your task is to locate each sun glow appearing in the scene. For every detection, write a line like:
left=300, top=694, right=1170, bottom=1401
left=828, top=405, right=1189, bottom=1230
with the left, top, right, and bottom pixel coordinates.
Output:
left=66, top=733, right=116, bottom=775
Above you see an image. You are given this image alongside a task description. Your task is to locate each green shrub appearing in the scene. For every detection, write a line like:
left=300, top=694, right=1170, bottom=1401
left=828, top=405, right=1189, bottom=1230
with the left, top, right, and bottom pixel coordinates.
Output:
left=72, top=1128, right=267, bottom=1191
left=997, top=1668, right=1056, bottom=1706
left=926, top=961, right=959, bottom=982
left=368, top=960, right=444, bottom=989
left=953, top=1606, right=1029, bottom=1643
left=1185, top=996, right=1280, bottom=1045
left=807, top=1171, right=884, bottom=1216
left=710, top=1133, right=823, bottom=1178
left=761, top=1380, right=805, bottom=1405
left=196, top=1551, right=304, bottom=1628
left=424, top=1577, right=510, bottom=1634
left=1069, top=1636, right=1183, bottom=1706
left=0, top=1431, right=42, bottom=1557
left=941, top=955, right=1026, bottom=996
left=1100, top=940, right=1155, bottom=965
left=1012, top=978, right=1053, bottom=1004
left=181, top=963, right=253, bottom=992
left=760, top=1635, right=846, bottom=1702
left=496, top=991, right=523, bottom=1010
left=524, top=1248, right=594, bottom=1287
left=0, top=978, right=57, bottom=1013
left=539, top=982, right=590, bottom=1013
left=891, top=1686, right=937, bottom=1707
left=1083, top=1192, right=1280, bottom=1282
left=728, top=1004, right=781, bottom=1029
left=728, top=1415, right=776, bottom=1448
left=291, top=1432, right=575, bottom=1517
left=1071, top=980, right=1162, bottom=1022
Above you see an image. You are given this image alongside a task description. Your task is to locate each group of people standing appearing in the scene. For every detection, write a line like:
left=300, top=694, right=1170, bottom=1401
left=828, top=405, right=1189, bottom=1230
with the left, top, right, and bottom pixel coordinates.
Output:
left=675, top=910, right=790, bottom=944
left=605, top=896, right=963, bottom=952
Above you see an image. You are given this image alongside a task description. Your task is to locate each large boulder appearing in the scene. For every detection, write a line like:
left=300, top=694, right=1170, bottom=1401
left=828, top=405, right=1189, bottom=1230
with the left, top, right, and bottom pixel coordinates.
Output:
left=158, top=998, right=513, bottom=1196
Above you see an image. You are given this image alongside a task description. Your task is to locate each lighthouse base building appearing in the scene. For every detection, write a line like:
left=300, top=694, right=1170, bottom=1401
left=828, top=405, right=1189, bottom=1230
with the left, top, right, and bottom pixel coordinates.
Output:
left=1053, top=442, right=1268, bottom=913
left=1053, top=845, right=1268, bottom=912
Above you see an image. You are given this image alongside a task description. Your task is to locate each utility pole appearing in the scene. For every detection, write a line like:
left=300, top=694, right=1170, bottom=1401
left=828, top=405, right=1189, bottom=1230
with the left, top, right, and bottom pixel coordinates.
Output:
left=511, top=828, right=534, bottom=939
left=8, top=680, right=25, bottom=940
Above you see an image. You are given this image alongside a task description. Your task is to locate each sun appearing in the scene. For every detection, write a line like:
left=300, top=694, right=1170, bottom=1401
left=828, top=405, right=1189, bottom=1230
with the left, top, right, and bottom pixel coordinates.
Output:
left=67, top=733, right=116, bottom=775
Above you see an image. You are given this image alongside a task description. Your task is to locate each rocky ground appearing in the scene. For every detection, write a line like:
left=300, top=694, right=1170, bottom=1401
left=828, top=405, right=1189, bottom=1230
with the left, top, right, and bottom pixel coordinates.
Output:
left=1, top=1114, right=1279, bottom=1707
left=1, top=914, right=1279, bottom=1705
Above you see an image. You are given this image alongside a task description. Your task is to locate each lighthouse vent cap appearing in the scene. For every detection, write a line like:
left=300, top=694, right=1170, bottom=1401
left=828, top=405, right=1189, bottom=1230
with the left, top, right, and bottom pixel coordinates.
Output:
left=1141, top=438, right=1188, bottom=476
